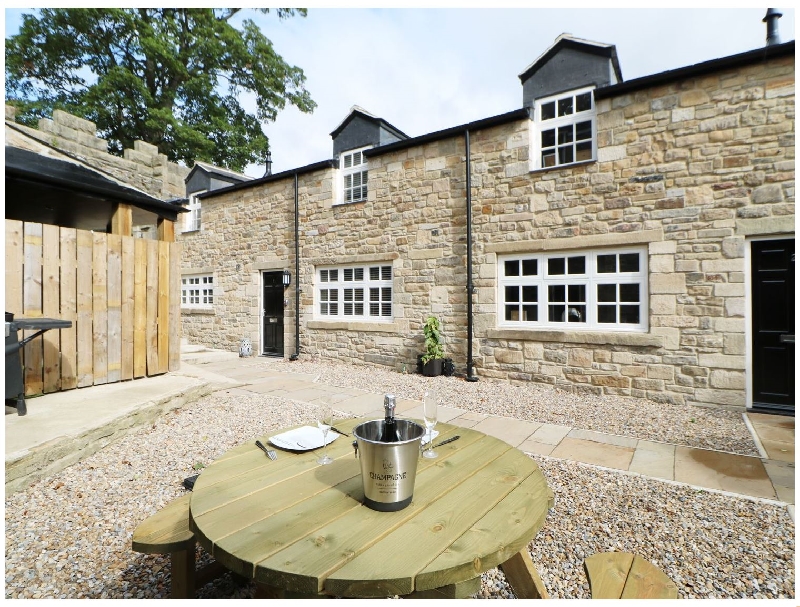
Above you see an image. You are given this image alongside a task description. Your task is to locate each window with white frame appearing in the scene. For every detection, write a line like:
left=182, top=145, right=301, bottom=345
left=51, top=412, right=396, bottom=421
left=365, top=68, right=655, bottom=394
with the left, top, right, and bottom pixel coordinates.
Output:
left=184, top=191, right=205, bottom=232
left=317, top=263, right=392, bottom=320
left=340, top=148, right=369, bottom=203
left=181, top=274, right=214, bottom=309
left=533, top=87, right=595, bottom=170
left=498, top=247, right=647, bottom=331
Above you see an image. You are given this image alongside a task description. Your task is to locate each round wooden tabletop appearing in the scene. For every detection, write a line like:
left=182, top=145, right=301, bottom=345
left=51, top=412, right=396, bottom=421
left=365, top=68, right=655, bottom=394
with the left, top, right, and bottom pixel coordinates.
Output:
left=189, top=419, right=553, bottom=598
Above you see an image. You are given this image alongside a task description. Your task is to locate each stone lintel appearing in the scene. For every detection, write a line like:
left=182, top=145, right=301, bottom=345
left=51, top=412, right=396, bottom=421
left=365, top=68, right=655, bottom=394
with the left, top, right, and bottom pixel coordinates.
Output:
left=307, top=252, right=399, bottom=266
left=486, top=228, right=664, bottom=254
left=253, top=261, right=289, bottom=272
left=182, top=266, right=215, bottom=275
left=735, top=216, right=795, bottom=237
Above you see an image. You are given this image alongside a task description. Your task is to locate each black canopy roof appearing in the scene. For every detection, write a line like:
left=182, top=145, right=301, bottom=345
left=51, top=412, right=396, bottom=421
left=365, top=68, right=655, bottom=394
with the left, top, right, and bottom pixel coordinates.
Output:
left=5, top=146, right=185, bottom=231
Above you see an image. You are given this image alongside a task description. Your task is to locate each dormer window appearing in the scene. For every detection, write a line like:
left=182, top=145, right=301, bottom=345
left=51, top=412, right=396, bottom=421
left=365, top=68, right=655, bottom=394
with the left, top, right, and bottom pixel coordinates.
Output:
left=184, top=190, right=205, bottom=232
left=340, top=147, right=369, bottom=204
left=533, top=87, right=596, bottom=170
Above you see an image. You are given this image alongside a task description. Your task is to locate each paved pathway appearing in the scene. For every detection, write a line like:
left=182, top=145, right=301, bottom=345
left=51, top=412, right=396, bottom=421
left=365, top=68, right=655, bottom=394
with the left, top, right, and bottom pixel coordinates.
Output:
left=179, top=346, right=794, bottom=509
left=6, top=345, right=794, bottom=514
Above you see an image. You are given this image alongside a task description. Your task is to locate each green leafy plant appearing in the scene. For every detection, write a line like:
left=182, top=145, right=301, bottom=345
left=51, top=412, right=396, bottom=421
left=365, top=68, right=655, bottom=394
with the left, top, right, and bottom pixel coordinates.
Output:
left=421, top=316, right=444, bottom=364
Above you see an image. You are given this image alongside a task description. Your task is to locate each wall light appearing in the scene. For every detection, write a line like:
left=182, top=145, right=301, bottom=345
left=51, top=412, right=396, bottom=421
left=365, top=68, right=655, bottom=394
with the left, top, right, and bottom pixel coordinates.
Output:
left=282, top=269, right=291, bottom=288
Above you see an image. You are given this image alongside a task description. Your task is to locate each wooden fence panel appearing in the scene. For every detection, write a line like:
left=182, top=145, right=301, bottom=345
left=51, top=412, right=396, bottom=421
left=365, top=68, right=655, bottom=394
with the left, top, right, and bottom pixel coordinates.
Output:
left=145, top=240, right=159, bottom=375
left=76, top=230, right=94, bottom=387
left=157, top=240, right=169, bottom=374
left=107, top=234, right=122, bottom=384
left=5, top=220, right=23, bottom=319
left=121, top=236, right=135, bottom=380
left=92, top=232, right=108, bottom=385
left=23, top=222, right=43, bottom=395
left=5, top=221, right=179, bottom=397
left=60, top=228, right=78, bottom=390
left=42, top=224, right=61, bottom=392
left=169, top=242, right=182, bottom=371
left=133, top=239, right=147, bottom=378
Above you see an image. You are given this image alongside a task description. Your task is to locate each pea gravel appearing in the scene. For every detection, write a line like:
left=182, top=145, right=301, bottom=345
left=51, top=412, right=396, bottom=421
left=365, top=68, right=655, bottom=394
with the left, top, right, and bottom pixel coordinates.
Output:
left=4, top=360, right=793, bottom=599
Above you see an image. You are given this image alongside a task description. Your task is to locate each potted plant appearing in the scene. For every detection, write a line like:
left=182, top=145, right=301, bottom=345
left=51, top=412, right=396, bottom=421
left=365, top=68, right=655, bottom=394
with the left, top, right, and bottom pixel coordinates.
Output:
left=421, top=316, right=445, bottom=377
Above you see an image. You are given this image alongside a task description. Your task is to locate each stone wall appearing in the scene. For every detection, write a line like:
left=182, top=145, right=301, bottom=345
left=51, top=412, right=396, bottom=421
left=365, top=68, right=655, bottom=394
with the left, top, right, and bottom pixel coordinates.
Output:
left=179, top=52, right=794, bottom=411
left=5, top=105, right=188, bottom=199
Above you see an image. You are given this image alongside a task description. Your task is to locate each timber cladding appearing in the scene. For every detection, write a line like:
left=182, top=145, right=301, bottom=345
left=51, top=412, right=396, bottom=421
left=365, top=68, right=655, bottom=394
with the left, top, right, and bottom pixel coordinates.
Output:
left=5, top=220, right=181, bottom=396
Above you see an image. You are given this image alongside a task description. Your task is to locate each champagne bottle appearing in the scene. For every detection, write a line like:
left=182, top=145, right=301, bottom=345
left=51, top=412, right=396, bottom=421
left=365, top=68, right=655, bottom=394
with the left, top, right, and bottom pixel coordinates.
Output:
left=380, top=394, right=400, bottom=442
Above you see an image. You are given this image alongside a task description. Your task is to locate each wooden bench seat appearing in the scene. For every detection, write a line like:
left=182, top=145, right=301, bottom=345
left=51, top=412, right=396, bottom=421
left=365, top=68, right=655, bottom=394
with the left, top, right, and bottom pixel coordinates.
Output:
left=132, top=493, right=226, bottom=598
left=584, top=552, right=678, bottom=599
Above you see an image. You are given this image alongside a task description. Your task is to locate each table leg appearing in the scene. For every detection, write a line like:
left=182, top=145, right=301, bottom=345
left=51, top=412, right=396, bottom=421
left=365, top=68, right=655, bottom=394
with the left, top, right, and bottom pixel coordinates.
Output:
left=170, top=548, right=195, bottom=599
left=499, top=549, right=548, bottom=599
left=254, top=583, right=331, bottom=599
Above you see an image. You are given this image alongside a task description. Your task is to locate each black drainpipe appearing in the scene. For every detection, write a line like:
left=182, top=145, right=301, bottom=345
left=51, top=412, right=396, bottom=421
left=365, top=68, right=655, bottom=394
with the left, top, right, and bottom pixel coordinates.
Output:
left=290, top=172, right=300, bottom=360
left=465, top=129, right=478, bottom=382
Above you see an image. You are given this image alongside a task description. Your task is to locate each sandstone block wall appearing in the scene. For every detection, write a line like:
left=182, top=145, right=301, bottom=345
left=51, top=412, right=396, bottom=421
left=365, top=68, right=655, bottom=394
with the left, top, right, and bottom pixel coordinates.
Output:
left=5, top=105, right=188, bottom=200
left=180, top=54, right=794, bottom=411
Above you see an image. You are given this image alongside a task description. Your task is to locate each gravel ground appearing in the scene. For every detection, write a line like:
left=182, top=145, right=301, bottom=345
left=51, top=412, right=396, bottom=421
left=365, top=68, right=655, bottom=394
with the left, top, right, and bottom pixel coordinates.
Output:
left=268, top=358, right=759, bottom=456
left=5, top=368, right=793, bottom=600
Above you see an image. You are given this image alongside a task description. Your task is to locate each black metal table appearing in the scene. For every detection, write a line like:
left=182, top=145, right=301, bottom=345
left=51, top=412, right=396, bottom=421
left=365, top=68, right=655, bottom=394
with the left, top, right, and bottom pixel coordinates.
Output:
left=5, top=313, right=72, bottom=415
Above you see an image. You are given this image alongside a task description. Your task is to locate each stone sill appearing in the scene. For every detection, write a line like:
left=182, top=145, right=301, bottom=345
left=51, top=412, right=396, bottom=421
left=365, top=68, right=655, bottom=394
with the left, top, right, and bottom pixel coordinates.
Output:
left=486, top=328, right=664, bottom=348
left=181, top=308, right=215, bottom=315
left=307, top=320, right=399, bottom=333
left=529, top=159, right=595, bottom=175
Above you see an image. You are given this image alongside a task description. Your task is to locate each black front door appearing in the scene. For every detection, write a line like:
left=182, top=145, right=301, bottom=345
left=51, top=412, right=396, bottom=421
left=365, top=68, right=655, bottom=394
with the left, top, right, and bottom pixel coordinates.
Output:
left=262, top=271, right=284, bottom=357
left=751, top=239, right=794, bottom=414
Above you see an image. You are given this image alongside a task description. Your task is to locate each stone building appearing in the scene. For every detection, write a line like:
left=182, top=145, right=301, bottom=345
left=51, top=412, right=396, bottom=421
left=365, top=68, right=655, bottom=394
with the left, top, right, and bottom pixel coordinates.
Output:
left=179, top=33, right=795, bottom=415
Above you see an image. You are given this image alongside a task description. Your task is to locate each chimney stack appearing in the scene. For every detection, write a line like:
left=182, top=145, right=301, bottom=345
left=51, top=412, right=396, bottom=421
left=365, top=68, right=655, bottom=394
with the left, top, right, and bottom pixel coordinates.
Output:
left=763, top=8, right=782, bottom=46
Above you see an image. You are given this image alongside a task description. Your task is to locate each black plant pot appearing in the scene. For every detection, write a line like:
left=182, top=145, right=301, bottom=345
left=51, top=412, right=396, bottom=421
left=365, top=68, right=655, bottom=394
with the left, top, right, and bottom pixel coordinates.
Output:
left=417, top=354, right=424, bottom=375
left=422, top=359, right=443, bottom=377
left=443, top=358, right=455, bottom=377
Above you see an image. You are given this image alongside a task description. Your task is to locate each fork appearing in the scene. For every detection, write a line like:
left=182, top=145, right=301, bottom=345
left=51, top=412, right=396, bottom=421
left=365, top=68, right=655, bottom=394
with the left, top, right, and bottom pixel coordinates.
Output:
left=255, top=440, right=277, bottom=460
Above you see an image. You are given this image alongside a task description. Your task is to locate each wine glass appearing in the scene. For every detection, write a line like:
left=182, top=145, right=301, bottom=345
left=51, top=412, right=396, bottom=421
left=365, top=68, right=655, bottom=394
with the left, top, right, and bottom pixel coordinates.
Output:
left=317, top=401, right=334, bottom=465
left=423, top=390, right=438, bottom=459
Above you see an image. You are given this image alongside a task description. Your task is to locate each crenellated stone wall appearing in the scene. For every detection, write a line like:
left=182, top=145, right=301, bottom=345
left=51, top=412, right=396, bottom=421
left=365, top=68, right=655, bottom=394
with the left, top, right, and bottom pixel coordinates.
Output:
left=179, top=52, right=794, bottom=411
left=5, top=105, right=188, bottom=200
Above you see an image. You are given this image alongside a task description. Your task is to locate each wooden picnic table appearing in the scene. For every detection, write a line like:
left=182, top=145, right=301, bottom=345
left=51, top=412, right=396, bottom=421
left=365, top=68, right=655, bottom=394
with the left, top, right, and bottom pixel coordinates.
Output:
left=189, top=419, right=554, bottom=598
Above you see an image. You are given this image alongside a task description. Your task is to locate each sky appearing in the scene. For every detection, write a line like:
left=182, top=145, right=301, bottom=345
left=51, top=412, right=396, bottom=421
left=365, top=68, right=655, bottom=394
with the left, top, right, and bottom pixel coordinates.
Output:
left=4, top=6, right=796, bottom=178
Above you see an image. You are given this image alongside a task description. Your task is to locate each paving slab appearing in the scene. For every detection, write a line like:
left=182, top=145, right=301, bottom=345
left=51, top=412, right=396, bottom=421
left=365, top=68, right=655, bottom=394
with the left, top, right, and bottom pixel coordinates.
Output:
left=518, top=438, right=557, bottom=457
left=401, top=405, right=468, bottom=424
left=759, top=437, right=795, bottom=463
left=673, top=447, right=775, bottom=500
left=529, top=423, right=573, bottom=446
left=567, top=428, right=639, bottom=449
left=628, top=440, right=676, bottom=481
left=5, top=374, right=211, bottom=494
left=550, top=437, right=635, bottom=470
left=471, top=416, right=542, bottom=448
left=762, top=460, right=795, bottom=505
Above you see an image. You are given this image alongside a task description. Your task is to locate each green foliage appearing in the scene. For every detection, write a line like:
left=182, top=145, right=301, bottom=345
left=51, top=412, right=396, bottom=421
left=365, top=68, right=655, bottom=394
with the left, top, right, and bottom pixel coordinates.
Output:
left=421, top=316, right=444, bottom=364
left=5, top=8, right=316, bottom=172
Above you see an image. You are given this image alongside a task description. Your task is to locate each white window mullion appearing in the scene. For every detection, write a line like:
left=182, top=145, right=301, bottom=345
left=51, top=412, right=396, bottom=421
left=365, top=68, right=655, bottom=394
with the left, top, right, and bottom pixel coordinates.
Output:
left=499, top=248, right=647, bottom=332
left=534, top=87, right=595, bottom=170
left=339, top=147, right=370, bottom=204
left=316, top=263, right=392, bottom=321
left=181, top=273, right=214, bottom=310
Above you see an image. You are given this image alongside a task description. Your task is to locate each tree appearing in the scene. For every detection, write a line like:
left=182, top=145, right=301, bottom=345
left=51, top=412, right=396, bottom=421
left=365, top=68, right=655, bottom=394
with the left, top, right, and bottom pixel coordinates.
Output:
left=5, top=8, right=316, bottom=172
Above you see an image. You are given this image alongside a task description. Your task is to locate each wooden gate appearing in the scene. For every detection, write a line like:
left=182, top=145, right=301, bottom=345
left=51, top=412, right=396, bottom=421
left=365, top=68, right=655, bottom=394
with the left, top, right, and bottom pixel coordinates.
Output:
left=5, top=220, right=181, bottom=396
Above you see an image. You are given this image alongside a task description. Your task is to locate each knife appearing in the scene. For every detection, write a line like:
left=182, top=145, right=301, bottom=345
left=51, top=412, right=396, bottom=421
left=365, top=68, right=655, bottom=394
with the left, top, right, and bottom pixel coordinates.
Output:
left=433, top=435, right=460, bottom=449
left=330, top=426, right=349, bottom=436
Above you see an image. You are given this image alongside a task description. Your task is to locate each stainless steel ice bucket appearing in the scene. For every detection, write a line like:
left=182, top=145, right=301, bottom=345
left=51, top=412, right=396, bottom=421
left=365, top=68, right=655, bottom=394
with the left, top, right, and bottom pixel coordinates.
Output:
left=352, top=419, right=426, bottom=512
